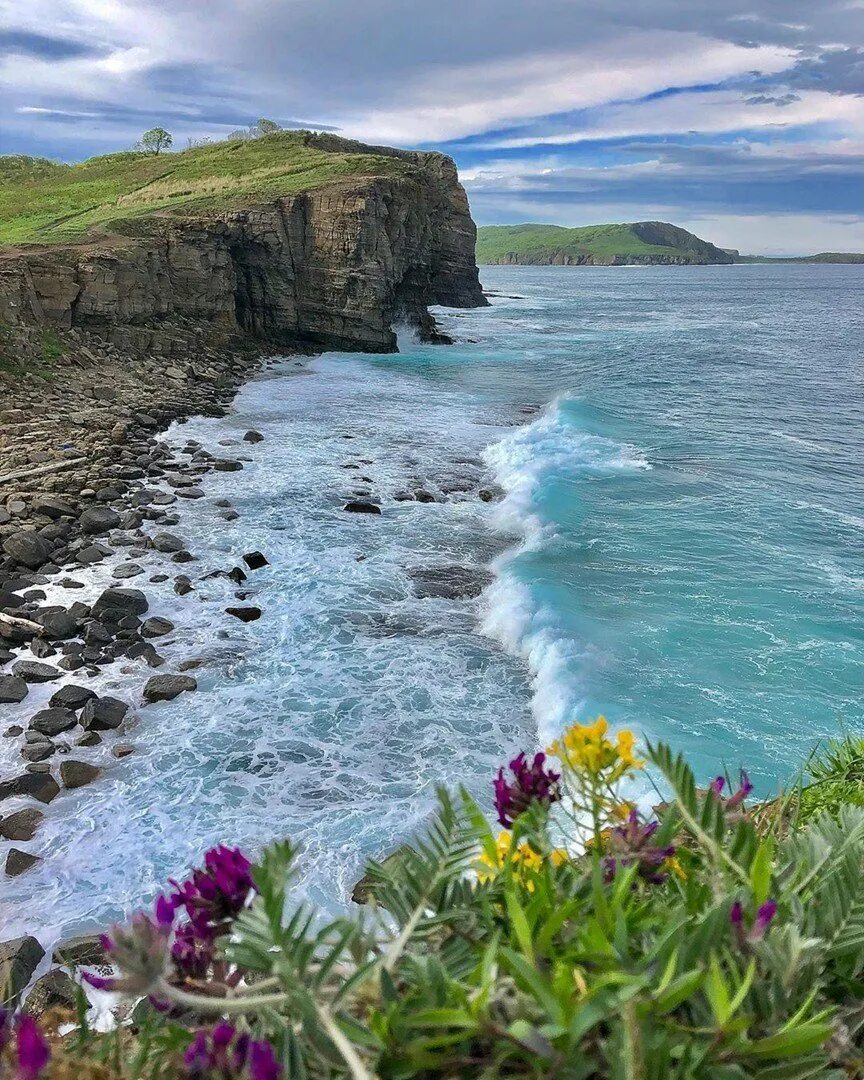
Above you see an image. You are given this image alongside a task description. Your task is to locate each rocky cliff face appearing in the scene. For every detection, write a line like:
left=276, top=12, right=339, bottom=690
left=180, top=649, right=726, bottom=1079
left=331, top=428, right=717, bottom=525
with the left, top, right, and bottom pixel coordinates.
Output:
left=0, top=139, right=486, bottom=355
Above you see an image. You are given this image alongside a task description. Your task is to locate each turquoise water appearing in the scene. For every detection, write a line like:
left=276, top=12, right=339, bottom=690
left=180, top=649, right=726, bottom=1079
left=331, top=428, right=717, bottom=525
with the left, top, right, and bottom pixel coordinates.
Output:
left=2, top=264, right=862, bottom=943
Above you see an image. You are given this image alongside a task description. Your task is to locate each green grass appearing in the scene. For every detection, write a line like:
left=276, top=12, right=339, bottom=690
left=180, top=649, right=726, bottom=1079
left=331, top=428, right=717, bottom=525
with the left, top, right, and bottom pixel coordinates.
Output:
left=476, top=221, right=731, bottom=264
left=0, top=132, right=414, bottom=247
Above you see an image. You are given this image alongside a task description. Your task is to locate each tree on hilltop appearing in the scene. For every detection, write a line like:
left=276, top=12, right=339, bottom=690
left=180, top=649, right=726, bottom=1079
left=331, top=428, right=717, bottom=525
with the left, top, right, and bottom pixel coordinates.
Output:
left=138, top=127, right=173, bottom=155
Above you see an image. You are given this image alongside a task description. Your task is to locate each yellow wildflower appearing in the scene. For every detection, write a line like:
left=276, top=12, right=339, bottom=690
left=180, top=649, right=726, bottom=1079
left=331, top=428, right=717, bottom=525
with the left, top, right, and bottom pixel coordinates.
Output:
left=547, top=717, right=644, bottom=779
left=476, top=832, right=567, bottom=891
left=664, top=855, right=687, bottom=881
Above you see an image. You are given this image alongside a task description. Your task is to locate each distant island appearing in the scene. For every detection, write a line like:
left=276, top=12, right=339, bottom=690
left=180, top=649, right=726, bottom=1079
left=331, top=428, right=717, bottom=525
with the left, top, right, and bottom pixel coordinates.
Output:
left=476, top=221, right=864, bottom=266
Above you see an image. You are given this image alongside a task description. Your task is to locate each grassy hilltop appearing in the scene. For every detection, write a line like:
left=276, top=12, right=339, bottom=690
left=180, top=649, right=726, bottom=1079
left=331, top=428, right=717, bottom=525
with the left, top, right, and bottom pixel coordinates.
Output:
left=0, top=132, right=412, bottom=247
left=476, top=221, right=734, bottom=265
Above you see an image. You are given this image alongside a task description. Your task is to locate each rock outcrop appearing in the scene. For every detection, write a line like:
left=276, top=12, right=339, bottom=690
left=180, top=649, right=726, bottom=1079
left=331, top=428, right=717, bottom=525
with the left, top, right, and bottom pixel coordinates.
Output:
left=0, top=136, right=486, bottom=354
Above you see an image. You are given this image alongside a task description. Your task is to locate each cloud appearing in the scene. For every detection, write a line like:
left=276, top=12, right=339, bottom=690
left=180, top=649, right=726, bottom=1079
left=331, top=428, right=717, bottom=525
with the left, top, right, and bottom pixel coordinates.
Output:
left=0, top=29, right=100, bottom=60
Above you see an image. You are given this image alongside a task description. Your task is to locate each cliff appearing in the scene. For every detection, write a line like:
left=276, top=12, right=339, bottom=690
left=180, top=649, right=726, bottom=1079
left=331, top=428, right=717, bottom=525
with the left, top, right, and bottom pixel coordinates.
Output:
left=476, top=221, right=734, bottom=266
left=0, top=133, right=486, bottom=355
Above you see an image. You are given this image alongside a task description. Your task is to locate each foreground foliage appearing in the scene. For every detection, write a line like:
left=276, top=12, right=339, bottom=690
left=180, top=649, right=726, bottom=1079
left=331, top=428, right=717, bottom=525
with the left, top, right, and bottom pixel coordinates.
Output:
left=7, top=728, right=864, bottom=1078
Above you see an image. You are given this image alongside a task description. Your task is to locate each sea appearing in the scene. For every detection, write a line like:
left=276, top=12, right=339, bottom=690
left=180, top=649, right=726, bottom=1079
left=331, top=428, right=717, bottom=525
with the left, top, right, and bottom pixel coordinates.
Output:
left=1, top=263, right=862, bottom=946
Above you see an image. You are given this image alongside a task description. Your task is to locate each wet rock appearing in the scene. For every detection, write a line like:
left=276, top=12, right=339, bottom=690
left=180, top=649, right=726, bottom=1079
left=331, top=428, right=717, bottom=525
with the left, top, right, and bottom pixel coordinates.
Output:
left=22, top=743, right=55, bottom=763
left=0, top=936, right=45, bottom=1006
left=112, top=743, right=135, bottom=759
left=143, top=673, right=197, bottom=703
left=6, top=849, right=41, bottom=877
left=176, top=488, right=205, bottom=500
left=213, top=499, right=232, bottom=508
left=29, top=638, right=56, bottom=659
left=173, top=576, right=193, bottom=596
left=22, top=969, right=77, bottom=1017
left=220, top=510, right=240, bottom=521
left=113, top=563, right=144, bottom=579
left=0, top=809, right=44, bottom=841
left=75, top=732, right=102, bottom=747
left=91, top=587, right=148, bottom=621
left=76, top=544, right=108, bottom=565
left=242, top=551, right=269, bottom=570
left=243, top=430, right=264, bottom=443
left=4, top=725, right=24, bottom=737
left=57, top=654, right=85, bottom=672
left=52, top=934, right=105, bottom=968
left=226, top=606, right=262, bottom=622
left=141, top=616, right=174, bottom=637
left=2, top=531, right=53, bottom=570
left=214, top=459, right=243, bottom=472
left=228, top=567, right=247, bottom=584
left=79, top=506, right=121, bottom=535
left=31, top=497, right=76, bottom=520
left=352, top=845, right=415, bottom=904
left=30, top=708, right=77, bottom=737
left=151, top=532, right=184, bottom=553
left=60, top=760, right=101, bottom=789
left=49, top=684, right=97, bottom=710
left=81, top=696, right=128, bottom=731
left=409, top=565, right=493, bottom=600
left=0, top=772, right=59, bottom=804
left=0, top=676, right=28, bottom=704
left=59, top=578, right=86, bottom=589
left=35, top=610, right=79, bottom=640
left=126, top=642, right=164, bottom=667
left=413, top=489, right=437, bottom=503
left=12, top=660, right=60, bottom=683
left=172, top=550, right=196, bottom=563
left=343, top=501, right=381, bottom=515
left=478, top=488, right=500, bottom=503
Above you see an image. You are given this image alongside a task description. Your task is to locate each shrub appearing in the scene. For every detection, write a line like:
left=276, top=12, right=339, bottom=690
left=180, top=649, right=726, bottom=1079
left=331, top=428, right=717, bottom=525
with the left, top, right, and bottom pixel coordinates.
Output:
left=7, top=726, right=864, bottom=1077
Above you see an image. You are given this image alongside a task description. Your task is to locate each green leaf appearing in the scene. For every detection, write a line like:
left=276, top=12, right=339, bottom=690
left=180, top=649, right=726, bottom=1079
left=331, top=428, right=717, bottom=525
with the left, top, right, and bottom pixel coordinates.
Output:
left=750, top=838, right=775, bottom=905
left=705, top=954, right=732, bottom=1025
left=505, top=888, right=534, bottom=964
left=654, top=968, right=704, bottom=1014
left=744, top=1023, right=833, bottom=1060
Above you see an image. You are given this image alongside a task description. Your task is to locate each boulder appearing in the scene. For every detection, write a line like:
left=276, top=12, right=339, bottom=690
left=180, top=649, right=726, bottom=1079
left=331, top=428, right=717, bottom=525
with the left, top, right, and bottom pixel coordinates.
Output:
left=60, top=760, right=101, bottom=789
left=6, top=848, right=41, bottom=877
left=214, top=459, right=243, bottom=472
left=143, top=674, right=197, bottom=703
left=2, top=531, right=52, bottom=570
left=35, top=610, right=79, bottom=640
left=0, top=936, right=45, bottom=1006
left=49, top=684, right=97, bottom=710
left=141, top=616, right=174, bottom=638
left=0, top=808, right=44, bottom=841
left=80, top=696, right=128, bottom=731
left=30, top=708, right=77, bottom=737
left=91, top=587, right=148, bottom=622
left=0, top=676, right=28, bottom=704
left=0, top=772, right=60, bottom=804
left=31, top=497, right=76, bottom=520
left=12, top=660, right=60, bottom=683
left=226, top=607, right=262, bottom=623
left=22, top=969, right=77, bottom=1017
left=52, top=933, right=105, bottom=968
left=242, top=551, right=269, bottom=570
left=409, top=565, right=494, bottom=600
left=243, top=430, right=264, bottom=443
left=150, top=532, right=184, bottom=553
left=78, top=506, right=121, bottom=535
left=343, top=501, right=381, bottom=515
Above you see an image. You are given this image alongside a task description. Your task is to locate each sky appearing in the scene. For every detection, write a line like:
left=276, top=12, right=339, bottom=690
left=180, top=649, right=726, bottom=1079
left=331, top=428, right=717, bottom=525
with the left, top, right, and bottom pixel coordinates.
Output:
left=1, top=0, right=863, bottom=254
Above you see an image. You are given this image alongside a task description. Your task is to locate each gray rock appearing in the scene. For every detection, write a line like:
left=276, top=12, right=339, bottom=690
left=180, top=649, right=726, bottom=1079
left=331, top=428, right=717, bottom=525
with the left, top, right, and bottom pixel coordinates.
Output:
left=80, top=696, right=128, bottom=731
left=226, top=606, right=262, bottom=622
left=75, top=732, right=102, bottom=747
left=22, top=969, right=77, bottom=1017
left=91, top=587, right=148, bottom=621
left=32, top=497, right=76, bottom=520
left=0, top=809, right=44, bottom=841
left=30, top=708, right=77, bottom=736
left=243, top=430, right=264, bottom=443
left=242, top=551, right=269, bottom=570
left=35, top=610, right=79, bottom=640
left=22, top=743, right=55, bottom=762
left=343, top=501, right=381, bottom=515
left=52, top=933, right=105, bottom=968
left=6, top=848, right=41, bottom=877
left=112, top=743, right=135, bottom=758
left=13, top=660, right=61, bottom=683
left=60, top=760, right=101, bottom=789
left=49, top=684, right=97, bottom=710
left=2, top=530, right=52, bottom=570
left=0, top=936, right=45, bottom=1006
left=0, top=676, right=28, bottom=704
left=79, top=506, right=121, bottom=535
left=141, top=616, right=174, bottom=637
left=409, top=565, right=493, bottom=600
left=143, top=673, right=197, bottom=703
left=0, top=772, right=60, bottom=804
left=113, top=563, right=144, bottom=579
left=214, top=459, right=243, bottom=472
left=151, top=532, right=184, bottom=553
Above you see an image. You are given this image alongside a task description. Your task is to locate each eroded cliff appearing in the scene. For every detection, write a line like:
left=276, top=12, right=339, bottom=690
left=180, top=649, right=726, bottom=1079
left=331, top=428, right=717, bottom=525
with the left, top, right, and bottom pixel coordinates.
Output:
left=0, top=136, right=486, bottom=355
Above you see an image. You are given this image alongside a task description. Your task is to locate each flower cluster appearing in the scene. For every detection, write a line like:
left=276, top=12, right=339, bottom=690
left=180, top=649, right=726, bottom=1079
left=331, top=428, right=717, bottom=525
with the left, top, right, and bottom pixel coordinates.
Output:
left=477, top=831, right=567, bottom=892
left=604, top=809, right=681, bottom=884
left=494, top=751, right=561, bottom=828
left=709, top=770, right=754, bottom=816
left=731, top=899, right=777, bottom=948
left=84, top=845, right=256, bottom=994
left=184, top=1023, right=282, bottom=1079
left=0, top=1012, right=50, bottom=1079
left=547, top=717, right=644, bottom=781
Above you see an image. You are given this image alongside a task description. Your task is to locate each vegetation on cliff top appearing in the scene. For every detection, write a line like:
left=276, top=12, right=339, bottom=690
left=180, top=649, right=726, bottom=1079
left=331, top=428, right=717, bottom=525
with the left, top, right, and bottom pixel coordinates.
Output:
left=476, top=221, right=734, bottom=265
left=0, top=132, right=413, bottom=247
left=8, top=725, right=864, bottom=1077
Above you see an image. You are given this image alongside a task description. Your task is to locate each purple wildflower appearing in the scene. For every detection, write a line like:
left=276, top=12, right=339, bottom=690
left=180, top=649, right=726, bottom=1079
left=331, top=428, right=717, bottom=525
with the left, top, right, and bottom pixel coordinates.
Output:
left=0, top=1008, right=9, bottom=1055
left=494, top=751, right=561, bottom=828
left=16, top=1015, right=50, bottom=1080
left=183, top=1024, right=281, bottom=1079
left=725, top=770, right=754, bottom=811
left=171, top=845, right=255, bottom=940
left=731, top=898, right=777, bottom=947
left=605, top=810, right=675, bottom=884
left=171, top=921, right=216, bottom=979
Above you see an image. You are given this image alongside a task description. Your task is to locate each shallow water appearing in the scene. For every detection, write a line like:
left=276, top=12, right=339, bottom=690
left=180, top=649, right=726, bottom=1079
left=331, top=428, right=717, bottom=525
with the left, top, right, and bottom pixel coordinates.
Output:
left=2, top=264, right=862, bottom=945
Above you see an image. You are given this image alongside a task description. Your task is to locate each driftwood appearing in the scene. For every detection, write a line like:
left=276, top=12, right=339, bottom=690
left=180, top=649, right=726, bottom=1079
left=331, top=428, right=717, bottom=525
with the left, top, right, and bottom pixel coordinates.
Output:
left=0, top=610, right=44, bottom=642
left=0, top=456, right=86, bottom=486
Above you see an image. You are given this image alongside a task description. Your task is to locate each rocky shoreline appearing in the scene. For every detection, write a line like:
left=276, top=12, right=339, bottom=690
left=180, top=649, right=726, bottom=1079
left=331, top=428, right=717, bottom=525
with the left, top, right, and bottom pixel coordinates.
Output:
left=0, top=324, right=295, bottom=868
